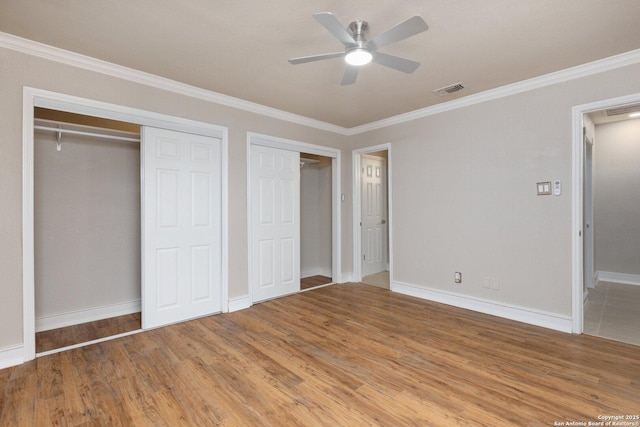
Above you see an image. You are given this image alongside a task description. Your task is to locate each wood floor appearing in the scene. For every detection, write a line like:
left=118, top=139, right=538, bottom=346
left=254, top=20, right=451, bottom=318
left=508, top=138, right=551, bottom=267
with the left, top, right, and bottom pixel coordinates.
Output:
left=2, top=283, right=640, bottom=426
left=36, top=313, right=142, bottom=353
left=300, top=275, right=332, bottom=290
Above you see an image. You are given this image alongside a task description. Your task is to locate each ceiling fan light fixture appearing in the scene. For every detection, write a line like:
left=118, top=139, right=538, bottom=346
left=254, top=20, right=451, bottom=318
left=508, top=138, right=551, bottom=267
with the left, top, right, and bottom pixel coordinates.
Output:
left=345, top=48, right=372, bottom=66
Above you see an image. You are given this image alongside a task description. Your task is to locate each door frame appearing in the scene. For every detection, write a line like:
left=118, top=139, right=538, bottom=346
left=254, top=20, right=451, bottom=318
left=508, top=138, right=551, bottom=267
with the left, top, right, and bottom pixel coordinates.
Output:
left=571, top=92, right=640, bottom=333
left=583, top=136, right=594, bottom=294
left=246, top=132, right=341, bottom=304
left=352, top=143, right=393, bottom=283
left=22, top=87, right=229, bottom=362
left=360, top=154, right=388, bottom=277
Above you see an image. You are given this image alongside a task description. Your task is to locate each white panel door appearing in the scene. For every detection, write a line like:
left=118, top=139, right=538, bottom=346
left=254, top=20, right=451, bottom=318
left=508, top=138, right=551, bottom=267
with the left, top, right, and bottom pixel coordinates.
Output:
left=361, top=156, right=387, bottom=276
left=251, top=145, right=300, bottom=302
left=142, top=126, right=222, bottom=329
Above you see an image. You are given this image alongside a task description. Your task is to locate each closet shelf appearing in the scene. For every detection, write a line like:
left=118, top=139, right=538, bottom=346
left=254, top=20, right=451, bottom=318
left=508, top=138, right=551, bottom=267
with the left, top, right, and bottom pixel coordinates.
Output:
left=34, top=118, right=140, bottom=144
left=34, top=125, right=140, bottom=142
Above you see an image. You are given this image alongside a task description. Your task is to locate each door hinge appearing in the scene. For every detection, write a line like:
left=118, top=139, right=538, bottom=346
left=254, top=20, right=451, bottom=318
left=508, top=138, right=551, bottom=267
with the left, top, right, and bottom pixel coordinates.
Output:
left=363, top=254, right=366, bottom=261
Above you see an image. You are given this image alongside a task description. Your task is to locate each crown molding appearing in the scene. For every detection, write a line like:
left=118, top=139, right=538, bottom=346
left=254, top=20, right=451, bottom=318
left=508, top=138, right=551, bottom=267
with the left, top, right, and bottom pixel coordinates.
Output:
left=345, top=48, right=640, bottom=135
left=0, top=32, right=349, bottom=135
left=2, top=31, right=640, bottom=137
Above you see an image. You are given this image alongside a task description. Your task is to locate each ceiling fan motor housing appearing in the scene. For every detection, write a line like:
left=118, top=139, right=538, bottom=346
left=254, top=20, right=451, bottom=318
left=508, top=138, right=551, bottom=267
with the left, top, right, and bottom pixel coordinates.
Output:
left=345, top=19, right=372, bottom=66
left=348, top=20, right=369, bottom=46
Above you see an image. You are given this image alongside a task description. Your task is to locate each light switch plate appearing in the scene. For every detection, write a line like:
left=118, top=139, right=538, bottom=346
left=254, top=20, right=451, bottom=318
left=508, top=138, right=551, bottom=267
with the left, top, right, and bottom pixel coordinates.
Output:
left=537, top=181, right=552, bottom=195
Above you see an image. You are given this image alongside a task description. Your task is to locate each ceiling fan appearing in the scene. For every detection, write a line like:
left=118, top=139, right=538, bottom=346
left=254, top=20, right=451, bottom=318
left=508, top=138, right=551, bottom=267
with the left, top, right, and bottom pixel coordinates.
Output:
left=289, top=12, right=429, bottom=85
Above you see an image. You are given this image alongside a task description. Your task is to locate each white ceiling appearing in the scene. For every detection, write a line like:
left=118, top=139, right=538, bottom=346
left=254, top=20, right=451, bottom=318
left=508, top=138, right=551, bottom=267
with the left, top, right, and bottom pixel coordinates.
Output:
left=2, top=0, right=640, bottom=128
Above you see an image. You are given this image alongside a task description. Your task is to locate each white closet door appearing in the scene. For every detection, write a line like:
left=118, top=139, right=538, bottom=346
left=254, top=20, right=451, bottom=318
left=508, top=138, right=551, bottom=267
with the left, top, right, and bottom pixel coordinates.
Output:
left=142, top=126, right=222, bottom=329
left=251, top=145, right=300, bottom=303
left=361, top=156, right=387, bottom=276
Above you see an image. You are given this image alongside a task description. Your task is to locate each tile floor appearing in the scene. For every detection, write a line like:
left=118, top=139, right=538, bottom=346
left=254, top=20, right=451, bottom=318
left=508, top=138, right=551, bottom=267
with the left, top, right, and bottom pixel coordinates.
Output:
left=584, top=281, right=640, bottom=346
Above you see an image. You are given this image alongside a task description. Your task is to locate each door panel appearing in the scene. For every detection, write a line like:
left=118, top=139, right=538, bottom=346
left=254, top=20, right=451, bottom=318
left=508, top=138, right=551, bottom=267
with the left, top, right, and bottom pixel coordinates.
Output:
left=192, top=173, right=212, bottom=227
left=251, top=145, right=300, bottom=302
left=157, top=170, right=179, bottom=228
left=157, top=248, right=179, bottom=308
left=191, top=245, right=212, bottom=301
left=362, top=156, right=387, bottom=276
left=142, top=126, right=222, bottom=329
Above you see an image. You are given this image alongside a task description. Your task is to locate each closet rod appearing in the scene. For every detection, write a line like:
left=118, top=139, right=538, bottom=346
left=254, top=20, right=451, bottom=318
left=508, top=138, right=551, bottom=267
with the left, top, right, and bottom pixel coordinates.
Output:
left=34, top=125, right=140, bottom=143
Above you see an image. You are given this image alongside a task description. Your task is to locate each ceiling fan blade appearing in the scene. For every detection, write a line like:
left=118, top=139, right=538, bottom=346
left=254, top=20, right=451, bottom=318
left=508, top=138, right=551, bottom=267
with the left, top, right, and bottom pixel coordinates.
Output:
left=340, top=65, right=359, bottom=85
left=313, top=12, right=357, bottom=47
left=366, top=15, right=428, bottom=51
left=372, top=52, right=420, bottom=73
left=288, top=52, right=345, bottom=64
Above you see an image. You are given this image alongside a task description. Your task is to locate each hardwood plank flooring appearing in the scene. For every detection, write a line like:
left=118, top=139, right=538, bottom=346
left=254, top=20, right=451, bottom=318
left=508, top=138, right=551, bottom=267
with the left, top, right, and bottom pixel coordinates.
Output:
left=36, top=312, right=141, bottom=353
left=3, top=283, right=640, bottom=426
left=300, top=275, right=332, bottom=290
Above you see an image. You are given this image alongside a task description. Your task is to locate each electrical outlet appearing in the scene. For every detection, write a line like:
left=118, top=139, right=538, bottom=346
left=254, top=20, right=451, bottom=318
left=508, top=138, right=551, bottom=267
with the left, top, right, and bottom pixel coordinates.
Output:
left=483, top=276, right=501, bottom=291
left=454, top=272, right=462, bottom=283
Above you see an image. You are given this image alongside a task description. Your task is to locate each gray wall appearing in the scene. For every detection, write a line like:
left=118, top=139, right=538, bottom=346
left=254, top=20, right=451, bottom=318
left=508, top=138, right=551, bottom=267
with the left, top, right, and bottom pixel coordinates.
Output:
left=34, top=130, right=141, bottom=320
left=0, top=46, right=347, bottom=349
left=594, top=119, right=640, bottom=276
left=300, top=163, right=332, bottom=277
left=347, top=63, right=640, bottom=316
left=3, top=41, right=640, bottom=351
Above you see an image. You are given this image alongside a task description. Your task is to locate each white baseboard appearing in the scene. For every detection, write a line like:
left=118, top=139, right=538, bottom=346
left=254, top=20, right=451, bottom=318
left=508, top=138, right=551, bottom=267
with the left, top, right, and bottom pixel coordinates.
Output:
left=301, top=268, right=332, bottom=279
left=36, top=299, right=141, bottom=332
left=228, top=295, right=251, bottom=313
left=0, top=344, right=25, bottom=370
left=590, top=271, right=599, bottom=289
left=596, top=271, right=640, bottom=287
left=340, top=272, right=354, bottom=283
left=391, top=281, right=572, bottom=333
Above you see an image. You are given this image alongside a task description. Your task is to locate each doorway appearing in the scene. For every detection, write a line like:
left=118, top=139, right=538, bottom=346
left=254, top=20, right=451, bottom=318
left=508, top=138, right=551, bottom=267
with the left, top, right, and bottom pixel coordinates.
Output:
left=33, top=109, right=142, bottom=354
left=300, top=153, right=333, bottom=291
left=247, top=133, right=341, bottom=304
left=23, top=88, right=228, bottom=361
left=352, top=144, right=392, bottom=288
left=572, top=93, right=640, bottom=346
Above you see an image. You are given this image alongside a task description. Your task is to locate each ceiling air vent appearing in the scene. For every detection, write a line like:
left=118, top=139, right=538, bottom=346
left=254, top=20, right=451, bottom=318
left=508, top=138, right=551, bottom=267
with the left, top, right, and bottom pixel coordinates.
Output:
left=605, top=104, right=640, bottom=116
left=434, top=82, right=465, bottom=96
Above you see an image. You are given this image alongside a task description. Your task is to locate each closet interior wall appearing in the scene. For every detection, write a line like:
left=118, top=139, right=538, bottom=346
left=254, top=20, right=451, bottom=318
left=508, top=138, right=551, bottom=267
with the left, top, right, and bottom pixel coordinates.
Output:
left=34, top=108, right=142, bottom=332
left=300, top=153, right=332, bottom=279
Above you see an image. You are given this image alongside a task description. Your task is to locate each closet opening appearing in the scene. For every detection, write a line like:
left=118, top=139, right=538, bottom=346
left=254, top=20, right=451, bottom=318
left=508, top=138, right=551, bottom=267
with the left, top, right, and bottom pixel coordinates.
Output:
left=247, top=132, right=342, bottom=305
left=300, top=152, right=333, bottom=291
left=23, top=88, right=229, bottom=363
left=34, top=108, right=142, bottom=354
